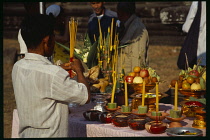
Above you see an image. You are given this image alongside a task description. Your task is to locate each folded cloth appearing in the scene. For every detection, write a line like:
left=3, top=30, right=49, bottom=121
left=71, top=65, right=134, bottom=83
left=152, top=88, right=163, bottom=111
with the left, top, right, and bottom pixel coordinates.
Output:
left=189, top=96, right=206, bottom=105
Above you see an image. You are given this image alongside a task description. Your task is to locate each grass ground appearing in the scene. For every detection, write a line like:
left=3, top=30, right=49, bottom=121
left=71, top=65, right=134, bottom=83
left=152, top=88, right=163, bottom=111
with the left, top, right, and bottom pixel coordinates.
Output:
left=3, top=38, right=181, bottom=138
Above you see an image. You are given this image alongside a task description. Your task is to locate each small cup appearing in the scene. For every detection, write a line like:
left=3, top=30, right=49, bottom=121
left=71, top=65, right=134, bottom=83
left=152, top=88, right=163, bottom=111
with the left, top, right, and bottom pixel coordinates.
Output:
left=111, top=114, right=129, bottom=127
left=107, top=102, right=117, bottom=109
left=145, top=121, right=168, bottom=134
left=128, top=118, right=147, bottom=130
left=121, top=105, right=131, bottom=112
left=83, top=110, right=101, bottom=121
left=98, top=112, right=113, bottom=123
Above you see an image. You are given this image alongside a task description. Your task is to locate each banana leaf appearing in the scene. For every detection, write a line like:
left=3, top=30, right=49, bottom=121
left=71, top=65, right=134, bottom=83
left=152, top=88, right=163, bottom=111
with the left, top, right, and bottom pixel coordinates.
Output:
left=55, top=41, right=83, bottom=60
left=86, top=40, right=99, bottom=69
left=84, top=32, right=92, bottom=49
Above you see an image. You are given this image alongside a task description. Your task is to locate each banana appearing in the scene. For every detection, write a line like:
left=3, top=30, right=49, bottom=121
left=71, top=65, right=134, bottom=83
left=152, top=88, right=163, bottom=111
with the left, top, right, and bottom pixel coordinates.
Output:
left=199, top=77, right=206, bottom=90
left=202, top=71, right=206, bottom=82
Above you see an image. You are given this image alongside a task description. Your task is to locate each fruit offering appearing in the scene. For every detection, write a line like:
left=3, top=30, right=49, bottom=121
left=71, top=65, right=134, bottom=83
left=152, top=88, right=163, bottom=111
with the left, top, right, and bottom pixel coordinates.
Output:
left=125, top=66, right=160, bottom=84
left=170, top=65, right=206, bottom=90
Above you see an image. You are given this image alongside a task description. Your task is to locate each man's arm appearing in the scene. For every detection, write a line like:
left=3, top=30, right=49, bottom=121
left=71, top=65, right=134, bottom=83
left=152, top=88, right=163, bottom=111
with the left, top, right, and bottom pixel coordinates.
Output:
left=61, top=59, right=91, bottom=104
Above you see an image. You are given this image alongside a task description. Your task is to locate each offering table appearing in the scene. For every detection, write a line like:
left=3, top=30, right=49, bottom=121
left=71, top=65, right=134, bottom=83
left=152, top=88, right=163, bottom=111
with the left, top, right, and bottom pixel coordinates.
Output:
left=68, top=102, right=206, bottom=137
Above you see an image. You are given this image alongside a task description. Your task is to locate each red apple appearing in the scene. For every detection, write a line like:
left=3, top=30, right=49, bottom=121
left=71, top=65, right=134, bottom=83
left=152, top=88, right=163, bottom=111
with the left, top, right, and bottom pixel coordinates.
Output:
left=189, top=70, right=199, bottom=78
left=140, top=69, right=149, bottom=78
left=125, top=76, right=134, bottom=83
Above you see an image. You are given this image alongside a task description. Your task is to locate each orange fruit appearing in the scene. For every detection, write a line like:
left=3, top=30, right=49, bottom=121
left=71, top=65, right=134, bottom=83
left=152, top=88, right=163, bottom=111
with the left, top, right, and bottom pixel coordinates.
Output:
left=182, top=83, right=191, bottom=90
left=133, top=66, right=141, bottom=73
left=186, top=76, right=195, bottom=84
left=182, top=80, right=188, bottom=84
left=128, top=72, right=136, bottom=77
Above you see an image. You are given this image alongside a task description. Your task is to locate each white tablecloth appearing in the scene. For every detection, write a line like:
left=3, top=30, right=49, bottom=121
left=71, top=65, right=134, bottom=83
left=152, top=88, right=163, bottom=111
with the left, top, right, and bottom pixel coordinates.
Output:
left=68, top=103, right=206, bottom=137
left=12, top=103, right=206, bottom=138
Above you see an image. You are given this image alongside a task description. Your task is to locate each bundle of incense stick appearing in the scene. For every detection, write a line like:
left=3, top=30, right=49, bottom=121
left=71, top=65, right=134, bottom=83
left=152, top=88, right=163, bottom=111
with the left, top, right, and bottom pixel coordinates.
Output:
left=69, top=18, right=78, bottom=59
left=97, top=18, right=119, bottom=72
left=68, top=18, right=78, bottom=76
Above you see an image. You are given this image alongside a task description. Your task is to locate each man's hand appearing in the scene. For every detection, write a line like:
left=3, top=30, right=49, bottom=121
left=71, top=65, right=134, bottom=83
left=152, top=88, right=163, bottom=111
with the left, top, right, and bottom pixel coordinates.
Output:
left=59, top=63, right=71, bottom=71
left=59, top=59, right=84, bottom=74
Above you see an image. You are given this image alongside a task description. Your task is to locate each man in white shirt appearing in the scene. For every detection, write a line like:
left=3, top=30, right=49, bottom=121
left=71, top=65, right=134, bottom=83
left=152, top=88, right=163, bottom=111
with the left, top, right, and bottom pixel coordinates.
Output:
left=12, top=14, right=90, bottom=138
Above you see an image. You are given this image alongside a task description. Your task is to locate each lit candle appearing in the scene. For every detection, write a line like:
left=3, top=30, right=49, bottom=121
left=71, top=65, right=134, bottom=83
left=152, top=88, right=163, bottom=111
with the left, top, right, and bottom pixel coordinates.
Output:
left=174, top=82, right=178, bottom=110
left=156, top=82, right=159, bottom=112
left=124, top=80, right=128, bottom=106
left=142, top=80, right=145, bottom=106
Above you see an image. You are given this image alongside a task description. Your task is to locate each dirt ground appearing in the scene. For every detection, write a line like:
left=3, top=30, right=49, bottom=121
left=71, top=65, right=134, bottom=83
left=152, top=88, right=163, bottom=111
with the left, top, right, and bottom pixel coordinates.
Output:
left=3, top=38, right=181, bottom=138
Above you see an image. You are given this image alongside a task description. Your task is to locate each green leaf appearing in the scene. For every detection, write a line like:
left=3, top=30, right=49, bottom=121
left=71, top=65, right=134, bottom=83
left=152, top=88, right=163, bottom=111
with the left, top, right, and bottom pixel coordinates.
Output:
left=55, top=41, right=83, bottom=60
left=86, top=41, right=99, bottom=69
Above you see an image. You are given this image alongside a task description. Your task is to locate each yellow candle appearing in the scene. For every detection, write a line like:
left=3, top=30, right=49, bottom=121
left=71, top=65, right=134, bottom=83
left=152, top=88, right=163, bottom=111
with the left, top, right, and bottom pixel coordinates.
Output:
left=124, top=80, right=128, bottom=106
left=174, top=82, right=178, bottom=110
left=69, top=21, right=71, bottom=58
left=156, top=82, right=159, bottom=112
left=111, top=76, right=117, bottom=103
left=69, top=19, right=77, bottom=59
left=142, top=80, right=145, bottom=106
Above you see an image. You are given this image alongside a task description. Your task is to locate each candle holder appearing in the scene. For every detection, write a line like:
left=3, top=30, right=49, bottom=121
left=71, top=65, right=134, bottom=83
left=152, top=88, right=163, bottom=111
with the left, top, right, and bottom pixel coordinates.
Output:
left=131, top=109, right=147, bottom=118
left=117, top=105, right=132, bottom=115
left=146, top=111, right=169, bottom=121
left=165, top=114, right=186, bottom=128
left=105, top=103, right=120, bottom=112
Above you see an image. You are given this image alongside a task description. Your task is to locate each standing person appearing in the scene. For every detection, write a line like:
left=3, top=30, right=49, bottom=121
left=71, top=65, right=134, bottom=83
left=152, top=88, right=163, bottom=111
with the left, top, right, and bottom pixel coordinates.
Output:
left=117, top=2, right=149, bottom=74
left=88, top=2, right=118, bottom=44
left=177, top=1, right=206, bottom=69
left=46, top=4, right=70, bottom=65
left=12, top=14, right=90, bottom=138
left=87, top=2, right=118, bottom=68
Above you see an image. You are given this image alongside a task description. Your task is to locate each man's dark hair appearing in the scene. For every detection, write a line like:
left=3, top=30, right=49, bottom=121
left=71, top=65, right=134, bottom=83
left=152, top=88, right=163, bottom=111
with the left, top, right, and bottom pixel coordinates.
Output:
left=117, top=2, right=136, bottom=15
left=20, top=14, right=55, bottom=50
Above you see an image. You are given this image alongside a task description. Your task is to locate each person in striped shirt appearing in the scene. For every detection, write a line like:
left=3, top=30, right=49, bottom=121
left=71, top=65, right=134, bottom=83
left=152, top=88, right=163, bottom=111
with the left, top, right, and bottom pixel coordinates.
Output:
left=12, top=14, right=90, bottom=138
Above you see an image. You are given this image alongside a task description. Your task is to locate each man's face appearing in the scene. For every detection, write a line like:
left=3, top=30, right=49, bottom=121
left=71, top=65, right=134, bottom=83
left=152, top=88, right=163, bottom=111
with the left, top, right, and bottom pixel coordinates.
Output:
left=90, top=2, right=105, bottom=16
left=117, top=10, right=130, bottom=22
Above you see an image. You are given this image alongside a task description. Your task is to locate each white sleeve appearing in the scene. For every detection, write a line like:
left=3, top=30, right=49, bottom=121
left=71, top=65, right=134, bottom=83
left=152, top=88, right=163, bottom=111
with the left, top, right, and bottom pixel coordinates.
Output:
left=51, top=68, right=88, bottom=105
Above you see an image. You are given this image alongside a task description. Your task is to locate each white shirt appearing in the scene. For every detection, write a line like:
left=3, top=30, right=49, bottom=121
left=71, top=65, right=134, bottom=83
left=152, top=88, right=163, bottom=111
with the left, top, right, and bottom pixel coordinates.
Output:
left=182, top=1, right=206, bottom=65
left=12, top=53, right=88, bottom=138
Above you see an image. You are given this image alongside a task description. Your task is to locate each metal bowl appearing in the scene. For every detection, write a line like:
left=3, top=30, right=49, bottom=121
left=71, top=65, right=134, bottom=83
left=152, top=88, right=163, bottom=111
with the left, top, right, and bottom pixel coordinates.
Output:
left=166, top=127, right=203, bottom=137
left=128, top=83, right=156, bottom=94
left=178, top=89, right=206, bottom=99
